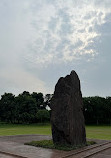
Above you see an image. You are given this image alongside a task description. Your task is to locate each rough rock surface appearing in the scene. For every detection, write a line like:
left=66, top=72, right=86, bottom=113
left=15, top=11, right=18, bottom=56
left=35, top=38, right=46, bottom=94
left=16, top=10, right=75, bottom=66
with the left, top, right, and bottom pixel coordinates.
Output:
left=50, top=70, right=86, bottom=146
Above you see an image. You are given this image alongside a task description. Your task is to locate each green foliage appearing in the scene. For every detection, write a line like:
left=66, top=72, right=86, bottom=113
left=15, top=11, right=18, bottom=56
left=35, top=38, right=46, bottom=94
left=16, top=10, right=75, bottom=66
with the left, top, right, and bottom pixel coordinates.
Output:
left=0, top=92, right=111, bottom=125
left=44, top=94, right=53, bottom=107
left=31, top=92, right=44, bottom=109
left=37, top=109, right=50, bottom=123
left=15, top=94, right=37, bottom=123
left=86, top=141, right=96, bottom=145
left=25, top=139, right=96, bottom=151
left=83, top=96, right=111, bottom=125
left=25, top=140, right=54, bottom=149
left=0, top=91, right=49, bottom=124
left=0, top=93, right=16, bottom=123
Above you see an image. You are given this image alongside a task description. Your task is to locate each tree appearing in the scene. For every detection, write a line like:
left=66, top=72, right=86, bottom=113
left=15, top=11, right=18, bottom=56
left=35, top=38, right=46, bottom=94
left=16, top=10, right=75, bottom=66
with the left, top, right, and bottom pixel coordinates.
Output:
left=83, top=97, right=94, bottom=124
left=15, top=94, right=37, bottom=123
left=0, top=91, right=110, bottom=125
left=83, top=96, right=109, bottom=125
left=21, top=91, right=31, bottom=96
left=31, top=92, right=44, bottom=109
left=0, top=93, right=16, bottom=123
left=36, top=109, right=50, bottom=123
left=44, top=94, right=53, bottom=109
left=105, top=97, right=111, bottom=124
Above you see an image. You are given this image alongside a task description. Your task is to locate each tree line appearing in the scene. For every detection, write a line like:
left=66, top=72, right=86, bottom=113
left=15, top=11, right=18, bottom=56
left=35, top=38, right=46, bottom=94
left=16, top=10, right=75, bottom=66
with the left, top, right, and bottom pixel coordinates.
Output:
left=83, top=96, right=111, bottom=125
left=0, top=91, right=52, bottom=124
left=0, top=92, right=111, bottom=125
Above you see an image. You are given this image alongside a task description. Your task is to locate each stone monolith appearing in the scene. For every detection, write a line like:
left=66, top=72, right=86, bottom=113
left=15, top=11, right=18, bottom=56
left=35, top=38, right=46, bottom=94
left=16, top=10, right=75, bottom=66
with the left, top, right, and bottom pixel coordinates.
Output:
left=50, top=70, right=86, bottom=146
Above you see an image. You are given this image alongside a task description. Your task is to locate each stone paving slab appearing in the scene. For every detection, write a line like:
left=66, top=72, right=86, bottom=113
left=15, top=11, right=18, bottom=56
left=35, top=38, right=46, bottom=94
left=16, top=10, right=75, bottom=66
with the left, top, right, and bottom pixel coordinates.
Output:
left=100, top=148, right=111, bottom=155
left=0, top=135, right=68, bottom=158
left=0, top=155, right=14, bottom=158
left=90, top=148, right=111, bottom=158
left=0, top=135, right=52, bottom=144
left=0, top=153, right=16, bottom=158
left=89, top=152, right=111, bottom=158
left=0, top=135, right=110, bottom=158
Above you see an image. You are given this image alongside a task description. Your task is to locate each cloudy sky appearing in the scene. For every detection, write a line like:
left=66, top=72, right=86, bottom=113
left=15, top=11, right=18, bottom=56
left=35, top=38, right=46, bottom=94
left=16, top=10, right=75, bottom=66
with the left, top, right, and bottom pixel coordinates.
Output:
left=0, top=0, right=111, bottom=97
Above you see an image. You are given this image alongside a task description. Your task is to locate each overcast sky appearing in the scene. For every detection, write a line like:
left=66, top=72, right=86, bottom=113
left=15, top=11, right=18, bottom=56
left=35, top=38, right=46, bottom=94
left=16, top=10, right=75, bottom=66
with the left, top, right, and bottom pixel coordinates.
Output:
left=0, top=0, right=111, bottom=97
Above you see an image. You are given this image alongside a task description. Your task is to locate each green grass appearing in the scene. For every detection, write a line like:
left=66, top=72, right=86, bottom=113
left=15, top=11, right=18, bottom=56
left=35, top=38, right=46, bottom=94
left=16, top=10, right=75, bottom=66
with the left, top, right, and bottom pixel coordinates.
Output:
left=86, top=125, right=111, bottom=140
left=25, top=139, right=96, bottom=151
left=0, top=123, right=110, bottom=140
left=0, top=123, right=51, bottom=136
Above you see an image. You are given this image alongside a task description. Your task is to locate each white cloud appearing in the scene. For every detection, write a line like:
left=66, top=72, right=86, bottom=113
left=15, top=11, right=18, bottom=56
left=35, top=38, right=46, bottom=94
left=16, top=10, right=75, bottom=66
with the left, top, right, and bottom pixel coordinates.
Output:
left=0, top=67, right=47, bottom=95
left=24, top=0, right=111, bottom=66
left=0, top=0, right=49, bottom=95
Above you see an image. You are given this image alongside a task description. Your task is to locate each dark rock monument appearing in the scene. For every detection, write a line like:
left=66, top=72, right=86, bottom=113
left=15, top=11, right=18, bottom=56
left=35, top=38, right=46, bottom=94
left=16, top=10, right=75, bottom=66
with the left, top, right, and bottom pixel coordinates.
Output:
left=50, top=70, right=86, bottom=146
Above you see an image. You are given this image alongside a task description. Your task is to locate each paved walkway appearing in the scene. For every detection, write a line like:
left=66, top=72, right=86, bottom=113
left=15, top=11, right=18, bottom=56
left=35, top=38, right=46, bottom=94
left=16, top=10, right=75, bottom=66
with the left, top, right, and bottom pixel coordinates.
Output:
left=0, top=135, right=68, bottom=158
left=0, top=135, right=110, bottom=158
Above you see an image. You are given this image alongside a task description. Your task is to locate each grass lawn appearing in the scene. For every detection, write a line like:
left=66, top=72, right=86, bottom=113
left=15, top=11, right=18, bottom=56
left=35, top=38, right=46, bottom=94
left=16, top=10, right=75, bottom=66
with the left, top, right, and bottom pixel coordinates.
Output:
left=0, top=123, right=51, bottom=136
left=86, top=126, right=111, bottom=140
left=0, top=123, right=110, bottom=140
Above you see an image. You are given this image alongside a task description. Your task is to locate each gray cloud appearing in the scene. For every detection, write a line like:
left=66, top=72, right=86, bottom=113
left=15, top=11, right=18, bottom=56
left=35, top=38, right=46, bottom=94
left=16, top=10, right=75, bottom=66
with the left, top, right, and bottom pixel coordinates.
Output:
left=25, top=0, right=111, bottom=66
left=0, top=0, right=111, bottom=96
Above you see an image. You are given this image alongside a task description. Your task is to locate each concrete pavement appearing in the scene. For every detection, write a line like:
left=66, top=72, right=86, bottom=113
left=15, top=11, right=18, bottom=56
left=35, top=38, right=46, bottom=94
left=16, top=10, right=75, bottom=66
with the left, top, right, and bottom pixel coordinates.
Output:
left=0, top=135, right=110, bottom=158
